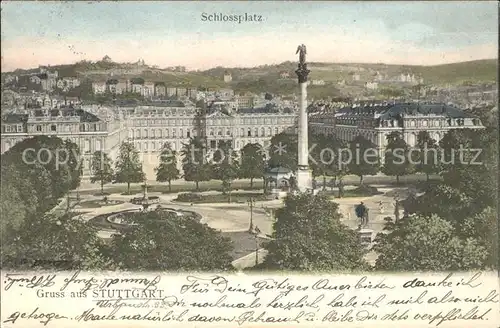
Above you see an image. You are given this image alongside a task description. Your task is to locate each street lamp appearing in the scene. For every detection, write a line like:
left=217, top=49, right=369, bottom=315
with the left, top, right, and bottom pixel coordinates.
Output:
left=253, top=225, right=261, bottom=266
left=247, top=197, right=256, bottom=232
left=394, top=194, right=400, bottom=223
left=255, top=237, right=258, bottom=265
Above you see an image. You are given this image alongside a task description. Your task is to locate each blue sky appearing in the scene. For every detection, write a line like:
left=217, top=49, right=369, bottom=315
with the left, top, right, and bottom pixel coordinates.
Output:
left=1, top=1, right=498, bottom=70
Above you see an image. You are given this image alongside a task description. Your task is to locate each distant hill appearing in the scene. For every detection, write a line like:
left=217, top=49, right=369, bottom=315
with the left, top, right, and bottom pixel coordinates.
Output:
left=410, top=59, right=497, bottom=84
left=206, top=59, right=497, bottom=86
left=3, top=59, right=496, bottom=90
left=2, top=60, right=228, bottom=89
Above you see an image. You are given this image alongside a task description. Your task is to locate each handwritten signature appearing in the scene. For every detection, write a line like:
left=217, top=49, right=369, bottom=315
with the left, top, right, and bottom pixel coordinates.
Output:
left=4, top=274, right=56, bottom=291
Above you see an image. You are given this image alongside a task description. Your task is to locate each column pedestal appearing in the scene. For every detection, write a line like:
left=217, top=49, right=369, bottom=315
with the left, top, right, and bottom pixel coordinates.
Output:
left=296, top=167, right=313, bottom=193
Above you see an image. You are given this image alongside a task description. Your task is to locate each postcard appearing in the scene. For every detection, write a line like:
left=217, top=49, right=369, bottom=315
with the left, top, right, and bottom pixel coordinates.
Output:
left=1, top=1, right=498, bottom=327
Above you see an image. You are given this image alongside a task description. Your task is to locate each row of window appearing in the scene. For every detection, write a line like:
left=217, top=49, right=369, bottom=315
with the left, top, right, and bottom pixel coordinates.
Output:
left=130, top=117, right=295, bottom=126
left=333, top=129, right=376, bottom=144
left=329, top=128, right=444, bottom=147
left=130, top=129, right=188, bottom=139
left=81, top=139, right=102, bottom=153
left=129, top=126, right=285, bottom=139
left=132, top=139, right=270, bottom=153
left=132, top=119, right=194, bottom=126
left=2, top=124, right=23, bottom=133
left=136, top=141, right=175, bottom=152
left=28, top=123, right=104, bottom=133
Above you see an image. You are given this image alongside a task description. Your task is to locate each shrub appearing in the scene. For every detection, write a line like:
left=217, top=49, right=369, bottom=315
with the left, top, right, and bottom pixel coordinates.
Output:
left=175, top=192, right=203, bottom=202
left=352, top=185, right=380, bottom=196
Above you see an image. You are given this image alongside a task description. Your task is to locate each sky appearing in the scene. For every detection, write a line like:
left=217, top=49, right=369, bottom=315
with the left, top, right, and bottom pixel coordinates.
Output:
left=1, top=1, right=498, bottom=71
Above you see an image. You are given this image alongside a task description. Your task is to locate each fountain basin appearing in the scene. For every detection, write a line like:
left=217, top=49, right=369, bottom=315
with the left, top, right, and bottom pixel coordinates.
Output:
left=130, top=196, right=160, bottom=205
left=88, top=207, right=202, bottom=234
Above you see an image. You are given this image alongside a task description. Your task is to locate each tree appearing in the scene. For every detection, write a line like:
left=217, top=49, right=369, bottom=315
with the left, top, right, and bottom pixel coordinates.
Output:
left=1, top=162, right=38, bottom=218
left=2, top=212, right=112, bottom=270
left=64, top=139, right=83, bottom=190
left=239, top=143, right=265, bottom=188
left=458, top=207, right=498, bottom=269
left=155, top=142, right=180, bottom=192
left=212, top=141, right=240, bottom=202
left=414, top=131, right=441, bottom=181
left=330, top=139, right=350, bottom=191
left=110, top=210, right=234, bottom=271
left=374, top=214, right=488, bottom=271
left=348, top=135, right=379, bottom=185
left=389, top=127, right=498, bottom=271
left=404, top=128, right=498, bottom=228
left=310, top=134, right=349, bottom=190
left=261, top=193, right=368, bottom=271
left=91, top=151, right=114, bottom=195
left=381, top=131, right=414, bottom=184
left=181, top=137, right=212, bottom=191
left=309, top=134, right=330, bottom=183
left=21, top=137, right=75, bottom=200
left=412, top=127, right=497, bottom=223
left=267, top=132, right=298, bottom=171
left=1, top=136, right=80, bottom=214
left=404, top=184, right=476, bottom=223
left=0, top=182, right=28, bottom=240
left=114, top=142, right=145, bottom=194
left=439, top=128, right=497, bottom=211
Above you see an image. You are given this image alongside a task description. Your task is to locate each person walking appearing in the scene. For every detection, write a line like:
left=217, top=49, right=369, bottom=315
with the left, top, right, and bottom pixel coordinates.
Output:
left=338, top=179, right=345, bottom=198
left=378, top=200, right=384, bottom=214
left=394, top=197, right=400, bottom=223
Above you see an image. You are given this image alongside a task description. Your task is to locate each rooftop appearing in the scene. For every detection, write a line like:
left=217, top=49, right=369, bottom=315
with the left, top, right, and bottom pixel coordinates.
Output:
left=265, top=167, right=292, bottom=174
left=28, top=108, right=101, bottom=122
left=1, top=113, right=28, bottom=124
left=335, top=102, right=474, bottom=119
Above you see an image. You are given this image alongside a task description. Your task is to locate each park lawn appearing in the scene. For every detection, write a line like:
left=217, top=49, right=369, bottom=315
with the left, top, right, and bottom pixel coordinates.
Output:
left=176, top=192, right=269, bottom=204
left=319, top=188, right=383, bottom=198
left=77, top=180, right=264, bottom=196
left=75, top=174, right=440, bottom=197
left=222, top=231, right=267, bottom=260
left=315, top=173, right=440, bottom=186
left=76, top=199, right=125, bottom=209
left=335, top=189, right=383, bottom=198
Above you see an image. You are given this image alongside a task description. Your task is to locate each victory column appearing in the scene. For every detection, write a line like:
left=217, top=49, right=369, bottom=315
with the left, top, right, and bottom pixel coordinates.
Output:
left=295, top=44, right=313, bottom=192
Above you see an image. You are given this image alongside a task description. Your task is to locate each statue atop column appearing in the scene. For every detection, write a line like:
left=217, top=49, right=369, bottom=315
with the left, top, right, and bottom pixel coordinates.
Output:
left=296, top=44, right=307, bottom=65
left=295, top=44, right=310, bottom=83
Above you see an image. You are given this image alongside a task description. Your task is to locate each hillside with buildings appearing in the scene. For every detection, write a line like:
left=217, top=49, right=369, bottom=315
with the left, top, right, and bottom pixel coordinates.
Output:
left=202, top=59, right=496, bottom=84
left=1, top=57, right=496, bottom=112
left=3, top=57, right=495, bottom=88
left=201, top=59, right=497, bottom=99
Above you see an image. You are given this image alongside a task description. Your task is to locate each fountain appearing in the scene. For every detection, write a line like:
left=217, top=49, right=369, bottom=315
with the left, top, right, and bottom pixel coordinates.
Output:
left=132, top=178, right=159, bottom=211
left=88, top=206, right=202, bottom=235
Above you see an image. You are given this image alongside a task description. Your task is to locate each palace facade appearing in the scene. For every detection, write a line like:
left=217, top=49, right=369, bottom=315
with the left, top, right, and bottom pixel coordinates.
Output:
left=3, top=101, right=483, bottom=180
left=123, top=103, right=297, bottom=177
left=309, top=102, right=484, bottom=149
left=1, top=106, right=128, bottom=178
left=2, top=101, right=298, bottom=180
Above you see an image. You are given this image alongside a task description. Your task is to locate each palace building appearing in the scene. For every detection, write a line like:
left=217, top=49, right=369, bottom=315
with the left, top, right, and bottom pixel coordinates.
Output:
left=2, top=100, right=482, bottom=180
left=123, top=102, right=297, bottom=177
left=1, top=106, right=128, bottom=178
left=2, top=99, right=297, bottom=179
left=309, top=102, right=484, bottom=150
